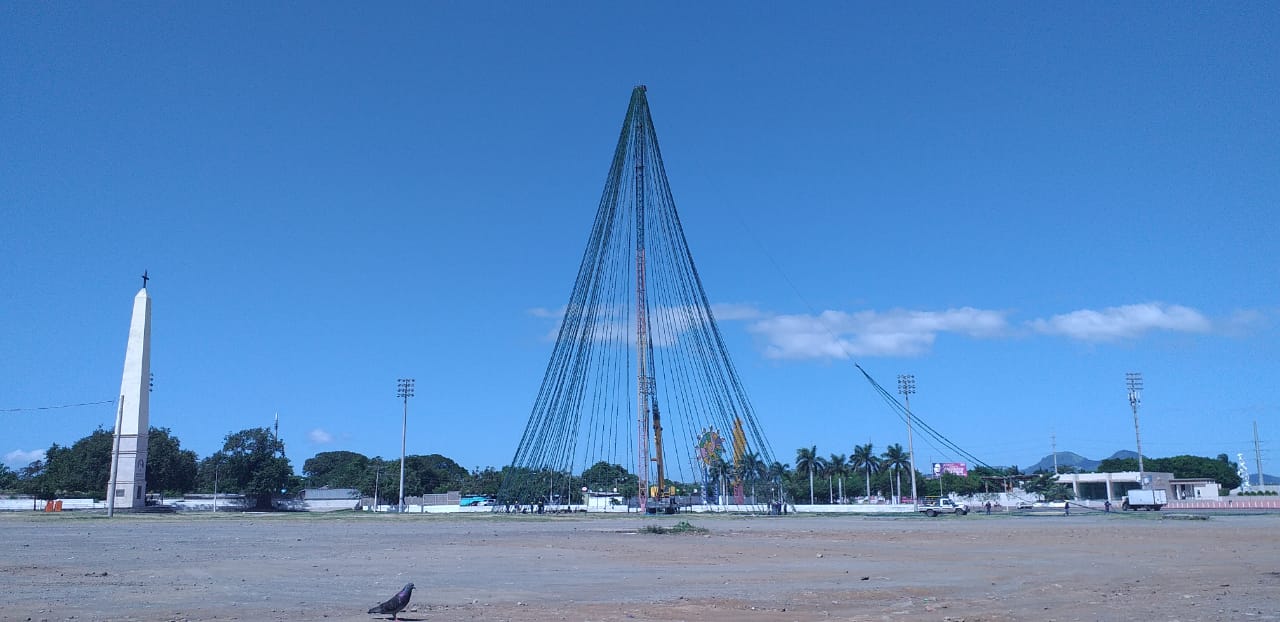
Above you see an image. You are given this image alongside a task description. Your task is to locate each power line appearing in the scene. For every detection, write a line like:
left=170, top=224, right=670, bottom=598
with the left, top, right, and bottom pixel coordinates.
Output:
left=1, top=399, right=117, bottom=413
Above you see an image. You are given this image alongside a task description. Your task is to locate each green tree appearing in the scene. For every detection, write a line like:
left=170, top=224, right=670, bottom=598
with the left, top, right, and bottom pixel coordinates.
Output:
left=795, top=446, right=822, bottom=504
left=466, top=466, right=504, bottom=497
left=495, top=466, right=562, bottom=505
left=0, top=463, right=17, bottom=491
left=1096, top=457, right=1140, bottom=473
left=1024, top=473, right=1071, bottom=501
left=44, top=428, right=114, bottom=498
left=146, top=427, right=198, bottom=498
left=851, top=443, right=880, bottom=499
left=579, top=461, right=636, bottom=494
left=740, top=451, right=767, bottom=501
left=363, top=458, right=398, bottom=503
left=1097, top=454, right=1241, bottom=489
left=767, top=461, right=791, bottom=504
left=17, top=459, right=54, bottom=499
left=881, top=443, right=910, bottom=502
left=302, top=451, right=370, bottom=489
left=1152, top=455, right=1242, bottom=490
left=406, top=453, right=470, bottom=494
left=203, top=427, right=293, bottom=508
left=17, top=427, right=195, bottom=501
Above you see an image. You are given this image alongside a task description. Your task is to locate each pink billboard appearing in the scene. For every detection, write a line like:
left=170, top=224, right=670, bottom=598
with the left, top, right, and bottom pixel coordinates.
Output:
left=932, top=462, right=968, bottom=477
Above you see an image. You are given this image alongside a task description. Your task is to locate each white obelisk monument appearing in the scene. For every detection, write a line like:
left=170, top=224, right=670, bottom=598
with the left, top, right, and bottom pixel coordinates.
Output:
left=108, top=273, right=151, bottom=510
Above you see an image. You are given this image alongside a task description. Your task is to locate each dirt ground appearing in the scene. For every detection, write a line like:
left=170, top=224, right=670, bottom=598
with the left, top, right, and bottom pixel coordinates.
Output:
left=2, top=510, right=1277, bottom=622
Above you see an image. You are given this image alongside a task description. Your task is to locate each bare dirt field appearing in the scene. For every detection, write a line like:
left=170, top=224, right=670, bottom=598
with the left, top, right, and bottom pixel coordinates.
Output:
left=2, top=510, right=1277, bottom=621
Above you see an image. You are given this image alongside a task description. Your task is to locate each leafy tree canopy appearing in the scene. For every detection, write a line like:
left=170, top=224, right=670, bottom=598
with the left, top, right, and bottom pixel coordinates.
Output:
left=201, top=427, right=293, bottom=507
left=147, top=427, right=198, bottom=496
left=12, top=426, right=194, bottom=500
left=579, top=461, right=636, bottom=492
left=0, top=463, right=17, bottom=491
left=1024, top=473, right=1072, bottom=501
left=303, top=451, right=370, bottom=489
left=1098, top=454, right=1241, bottom=489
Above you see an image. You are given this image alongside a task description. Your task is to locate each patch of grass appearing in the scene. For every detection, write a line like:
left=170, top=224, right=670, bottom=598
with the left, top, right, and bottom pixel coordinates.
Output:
left=641, top=520, right=708, bottom=535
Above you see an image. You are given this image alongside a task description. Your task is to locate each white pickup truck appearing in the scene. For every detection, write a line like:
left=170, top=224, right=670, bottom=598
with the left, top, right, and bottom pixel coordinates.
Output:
left=919, top=498, right=970, bottom=516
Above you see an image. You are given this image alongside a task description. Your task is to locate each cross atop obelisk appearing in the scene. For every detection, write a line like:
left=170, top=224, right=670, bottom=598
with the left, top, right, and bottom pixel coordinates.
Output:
left=107, top=279, right=152, bottom=510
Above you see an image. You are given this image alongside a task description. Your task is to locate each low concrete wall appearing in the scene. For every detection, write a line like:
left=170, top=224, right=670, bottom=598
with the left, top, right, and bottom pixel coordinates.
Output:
left=302, top=499, right=361, bottom=512
left=171, top=497, right=252, bottom=512
left=0, top=498, right=106, bottom=511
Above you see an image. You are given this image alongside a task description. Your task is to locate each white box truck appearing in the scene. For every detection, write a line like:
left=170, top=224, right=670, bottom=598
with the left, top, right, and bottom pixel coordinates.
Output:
left=1122, top=489, right=1167, bottom=511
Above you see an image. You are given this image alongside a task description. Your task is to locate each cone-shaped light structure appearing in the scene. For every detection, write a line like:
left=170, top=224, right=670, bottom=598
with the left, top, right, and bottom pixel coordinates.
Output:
left=499, top=87, right=776, bottom=512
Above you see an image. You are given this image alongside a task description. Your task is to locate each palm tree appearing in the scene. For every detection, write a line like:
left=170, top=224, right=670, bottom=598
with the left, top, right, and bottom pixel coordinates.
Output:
left=828, top=454, right=848, bottom=503
left=740, top=451, right=767, bottom=502
left=712, top=456, right=733, bottom=505
left=851, top=443, right=880, bottom=499
left=767, top=461, right=790, bottom=504
left=881, top=443, right=910, bottom=503
left=795, top=446, right=820, bottom=505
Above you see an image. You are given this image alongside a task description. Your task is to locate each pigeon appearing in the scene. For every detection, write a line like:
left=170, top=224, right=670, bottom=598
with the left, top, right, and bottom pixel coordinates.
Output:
left=368, top=582, right=415, bottom=620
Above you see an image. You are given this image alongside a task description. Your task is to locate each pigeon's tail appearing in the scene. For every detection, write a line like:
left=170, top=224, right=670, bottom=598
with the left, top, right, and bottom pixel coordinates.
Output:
left=367, top=605, right=379, bottom=614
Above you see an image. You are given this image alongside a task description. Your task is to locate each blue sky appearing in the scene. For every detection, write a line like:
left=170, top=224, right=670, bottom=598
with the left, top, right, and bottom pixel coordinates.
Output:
left=3, top=4, right=1276, bottom=476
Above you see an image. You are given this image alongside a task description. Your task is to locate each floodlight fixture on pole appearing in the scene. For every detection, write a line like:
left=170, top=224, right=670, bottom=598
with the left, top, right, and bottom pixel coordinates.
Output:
left=898, top=374, right=919, bottom=510
left=397, top=378, right=415, bottom=513
left=1126, top=372, right=1145, bottom=486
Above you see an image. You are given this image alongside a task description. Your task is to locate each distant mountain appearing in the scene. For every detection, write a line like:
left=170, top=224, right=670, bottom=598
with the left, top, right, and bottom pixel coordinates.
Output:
left=1026, top=449, right=1146, bottom=473
left=1027, top=451, right=1100, bottom=474
left=1249, top=474, right=1280, bottom=486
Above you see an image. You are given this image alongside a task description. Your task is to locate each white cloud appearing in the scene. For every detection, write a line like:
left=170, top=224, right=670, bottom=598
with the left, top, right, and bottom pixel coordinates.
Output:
left=748, top=307, right=1011, bottom=359
left=4, top=448, right=46, bottom=468
left=308, top=428, right=334, bottom=444
left=527, top=306, right=564, bottom=319
left=529, top=299, right=1242, bottom=360
left=1029, top=303, right=1211, bottom=341
left=710, top=303, right=765, bottom=321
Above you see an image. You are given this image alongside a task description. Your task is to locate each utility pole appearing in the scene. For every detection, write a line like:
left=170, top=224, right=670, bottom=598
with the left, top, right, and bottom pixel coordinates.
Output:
left=1126, top=372, right=1144, bottom=486
left=898, top=374, right=919, bottom=510
left=396, top=378, right=415, bottom=513
left=1052, top=432, right=1059, bottom=475
left=107, top=396, right=124, bottom=517
left=1254, top=420, right=1264, bottom=489
left=213, top=459, right=220, bottom=513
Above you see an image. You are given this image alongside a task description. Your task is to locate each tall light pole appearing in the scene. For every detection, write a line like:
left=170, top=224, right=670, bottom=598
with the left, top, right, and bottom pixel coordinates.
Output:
left=1254, top=421, right=1264, bottom=491
left=898, top=374, right=919, bottom=510
left=213, top=459, right=220, bottom=513
left=1126, top=372, right=1145, bottom=487
left=396, top=378, right=415, bottom=513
